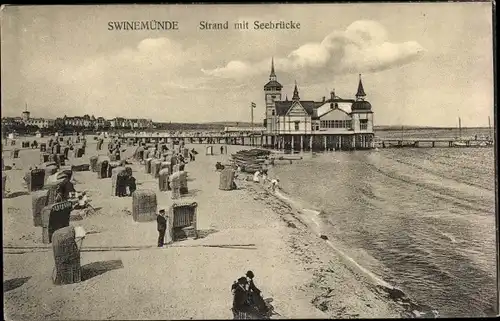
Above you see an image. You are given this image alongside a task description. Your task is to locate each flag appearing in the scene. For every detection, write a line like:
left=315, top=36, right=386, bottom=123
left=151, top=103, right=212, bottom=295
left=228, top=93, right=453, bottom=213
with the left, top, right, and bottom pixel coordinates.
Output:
left=251, top=102, right=256, bottom=108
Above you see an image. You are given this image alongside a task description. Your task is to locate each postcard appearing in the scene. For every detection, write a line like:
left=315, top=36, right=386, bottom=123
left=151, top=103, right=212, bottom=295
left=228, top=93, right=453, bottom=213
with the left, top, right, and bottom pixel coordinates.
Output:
left=1, top=3, right=497, bottom=320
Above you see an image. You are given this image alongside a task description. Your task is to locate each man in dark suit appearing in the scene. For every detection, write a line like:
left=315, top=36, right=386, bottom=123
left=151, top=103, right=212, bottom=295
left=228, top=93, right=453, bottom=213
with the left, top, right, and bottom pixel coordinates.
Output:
left=157, top=209, right=167, bottom=247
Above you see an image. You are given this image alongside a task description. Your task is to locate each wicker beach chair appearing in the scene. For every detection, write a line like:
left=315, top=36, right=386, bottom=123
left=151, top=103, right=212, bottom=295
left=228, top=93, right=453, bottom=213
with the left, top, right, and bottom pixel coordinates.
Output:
left=11, top=148, right=20, bottom=159
left=170, top=172, right=181, bottom=199
left=169, top=202, right=198, bottom=241
left=41, top=201, right=73, bottom=244
left=27, top=168, right=45, bottom=192
left=53, top=144, right=61, bottom=155
left=2, top=173, right=6, bottom=198
left=179, top=171, right=188, bottom=195
left=73, top=146, right=84, bottom=158
left=132, top=190, right=157, bottom=222
left=145, top=158, right=153, bottom=174
left=42, top=164, right=58, bottom=184
left=135, top=146, right=145, bottom=161
left=52, top=226, right=81, bottom=285
left=97, top=156, right=110, bottom=179
left=32, top=190, right=49, bottom=226
left=89, top=156, right=98, bottom=172
left=158, top=168, right=170, bottom=192
left=107, top=161, right=120, bottom=178
left=39, top=153, right=49, bottom=163
left=63, top=147, right=70, bottom=159
left=151, top=159, right=162, bottom=178
left=219, top=168, right=236, bottom=191
left=111, top=166, right=127, bottom=196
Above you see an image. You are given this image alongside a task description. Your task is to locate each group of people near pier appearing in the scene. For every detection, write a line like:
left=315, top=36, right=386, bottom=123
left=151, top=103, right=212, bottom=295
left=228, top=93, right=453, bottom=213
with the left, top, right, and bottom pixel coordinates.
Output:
left=252, top=169, right=280, bottom=193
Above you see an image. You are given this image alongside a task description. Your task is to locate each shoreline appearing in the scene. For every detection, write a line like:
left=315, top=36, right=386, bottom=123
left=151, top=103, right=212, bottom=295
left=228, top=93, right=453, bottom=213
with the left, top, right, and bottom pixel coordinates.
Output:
left=249, top=181, right=440, bottom=318
left=4, top=137, right=407, bottom=319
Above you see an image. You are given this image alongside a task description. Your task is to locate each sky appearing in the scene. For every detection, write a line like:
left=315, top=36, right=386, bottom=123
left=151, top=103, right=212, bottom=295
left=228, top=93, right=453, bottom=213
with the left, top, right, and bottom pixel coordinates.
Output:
left=0, top=3, right=494, bottom=127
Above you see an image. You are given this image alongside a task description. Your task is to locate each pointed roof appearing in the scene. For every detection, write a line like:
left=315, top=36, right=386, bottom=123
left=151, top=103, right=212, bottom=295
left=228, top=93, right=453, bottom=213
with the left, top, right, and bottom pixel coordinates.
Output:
left=356, top=74, right=366, bottom=98
left=264, top=57, right=282, bottom=90
left=292, top=81, right=300, bottom=100
left=270, top=57, right=276, bottom=79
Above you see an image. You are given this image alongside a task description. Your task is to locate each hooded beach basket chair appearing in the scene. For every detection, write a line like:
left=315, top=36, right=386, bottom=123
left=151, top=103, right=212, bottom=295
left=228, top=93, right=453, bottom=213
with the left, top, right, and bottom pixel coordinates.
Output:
left=158, top=168, right=170, bottom=192
left=169, top=172, right=181, bottom=199
left=168, top=202, right=198, bottom=241
left=41, top=201, right=73, bottom=244
left=144, top=158, right=153, bottom=174
left=219, top=168, right=236, bottom=191
left=111, top=166, right=127, bottom=196
left=32, top=189, right=49, bottom=226
left=151, top=159, right=162, bottom=178
left=27, top=168, right=46, bottom=192
left=132, top=190, right=157, bottom=222
left=89, top=155, right=99, bottom=172
left=52, top=225, right=81, bottom=285
left=97, top=156, right=110, bottom=179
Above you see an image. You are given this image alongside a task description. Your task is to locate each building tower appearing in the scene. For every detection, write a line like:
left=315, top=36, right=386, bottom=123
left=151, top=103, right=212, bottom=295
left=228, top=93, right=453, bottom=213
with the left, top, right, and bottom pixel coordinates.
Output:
left=263, top=57, right=282, bottom=133
left=355, top=74, right=366, bottom=101
left=21, top=103, right=30, bottom=121
left=351, top=74, right=373, bottom=134
left=292, top=81, right=300, bottom=101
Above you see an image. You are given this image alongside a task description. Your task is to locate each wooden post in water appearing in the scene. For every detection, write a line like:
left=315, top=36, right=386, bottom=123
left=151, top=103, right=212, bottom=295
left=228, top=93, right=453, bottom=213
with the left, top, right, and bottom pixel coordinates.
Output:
left=459, top=117, right=462, bottom=139
left=488, top=116, right=492, bottom=141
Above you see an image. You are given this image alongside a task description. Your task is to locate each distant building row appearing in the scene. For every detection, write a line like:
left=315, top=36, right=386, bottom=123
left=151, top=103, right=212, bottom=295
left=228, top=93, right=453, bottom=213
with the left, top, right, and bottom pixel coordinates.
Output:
left=2, top=112, right=153, bottom=129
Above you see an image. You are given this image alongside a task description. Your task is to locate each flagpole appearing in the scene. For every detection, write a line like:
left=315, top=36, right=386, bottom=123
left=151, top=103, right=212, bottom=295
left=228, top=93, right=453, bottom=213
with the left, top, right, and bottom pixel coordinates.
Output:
left=251, top=102, right=254, bottom=146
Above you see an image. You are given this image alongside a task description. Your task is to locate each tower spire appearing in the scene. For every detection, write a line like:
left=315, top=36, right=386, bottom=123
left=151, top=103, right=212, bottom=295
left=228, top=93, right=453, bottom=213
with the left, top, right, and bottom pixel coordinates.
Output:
left=269, top=57, right=276, bottom=81
left=292, top=80, right=300, bottom=101
left=356, top=74, right=366, bottom=100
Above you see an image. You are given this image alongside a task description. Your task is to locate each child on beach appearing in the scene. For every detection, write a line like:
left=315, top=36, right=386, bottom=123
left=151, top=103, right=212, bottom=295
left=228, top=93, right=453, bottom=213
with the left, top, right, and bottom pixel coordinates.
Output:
left=270, top=178, right=279, bottom=193
left=253, top=170, right=261, bottom=183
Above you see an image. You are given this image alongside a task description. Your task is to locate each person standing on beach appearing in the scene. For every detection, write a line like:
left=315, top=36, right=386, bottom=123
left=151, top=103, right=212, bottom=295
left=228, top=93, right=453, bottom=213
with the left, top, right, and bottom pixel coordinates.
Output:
left=270, top=178, right=279, bottom=193
left=157, top=209, right=167, bottom=247
left=253, top=170, right=261, bottom=183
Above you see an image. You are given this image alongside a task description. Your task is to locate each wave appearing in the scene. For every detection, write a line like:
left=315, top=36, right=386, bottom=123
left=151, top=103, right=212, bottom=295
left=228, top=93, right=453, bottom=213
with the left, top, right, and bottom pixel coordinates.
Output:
left=382, top=153, right=490, bottom=190
left=364, top=159, right=493, bottom=214
left=272, top=188, right=439, bottom=318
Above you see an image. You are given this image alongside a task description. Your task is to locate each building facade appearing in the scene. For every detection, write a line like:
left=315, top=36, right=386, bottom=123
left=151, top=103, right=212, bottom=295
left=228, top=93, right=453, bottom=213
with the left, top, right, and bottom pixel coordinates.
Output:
left=262, top=59, right=375, bottom=150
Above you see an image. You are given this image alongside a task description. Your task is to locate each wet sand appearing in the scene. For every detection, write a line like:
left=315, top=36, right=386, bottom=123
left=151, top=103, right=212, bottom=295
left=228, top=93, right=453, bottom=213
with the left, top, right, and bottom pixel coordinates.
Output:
left=3, top=136, right=404, bottom=320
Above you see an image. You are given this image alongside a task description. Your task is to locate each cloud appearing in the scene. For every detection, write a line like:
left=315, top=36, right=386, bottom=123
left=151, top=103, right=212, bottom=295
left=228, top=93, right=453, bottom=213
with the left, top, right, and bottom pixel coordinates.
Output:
left=202, top=20, right=426, bottom=80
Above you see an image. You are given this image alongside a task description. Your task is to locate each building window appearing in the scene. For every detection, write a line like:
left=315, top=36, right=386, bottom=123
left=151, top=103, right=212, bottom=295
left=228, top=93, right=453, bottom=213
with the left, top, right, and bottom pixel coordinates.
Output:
left=360, top=119, right=368, bottom=130
left=272, top=110, right=275, bottom=116
left=294, top=121, right=300, bottom=131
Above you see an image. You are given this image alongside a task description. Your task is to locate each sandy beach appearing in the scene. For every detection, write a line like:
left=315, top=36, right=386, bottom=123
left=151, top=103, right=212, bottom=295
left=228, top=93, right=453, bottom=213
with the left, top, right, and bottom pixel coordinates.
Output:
left=3, top=137, right=404, bottom=320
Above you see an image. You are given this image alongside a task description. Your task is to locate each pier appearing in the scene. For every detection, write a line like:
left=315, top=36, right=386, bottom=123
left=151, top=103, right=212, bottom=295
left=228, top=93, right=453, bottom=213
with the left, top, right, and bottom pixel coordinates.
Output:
left=376, top=137, right=494, bottom=148
left=119, top=133, right=493, bottom=150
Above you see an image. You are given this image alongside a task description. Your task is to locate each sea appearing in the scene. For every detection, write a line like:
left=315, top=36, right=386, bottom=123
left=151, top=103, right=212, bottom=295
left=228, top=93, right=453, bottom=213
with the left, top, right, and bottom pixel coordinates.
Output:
left=270, top=128, right=497, bottom=317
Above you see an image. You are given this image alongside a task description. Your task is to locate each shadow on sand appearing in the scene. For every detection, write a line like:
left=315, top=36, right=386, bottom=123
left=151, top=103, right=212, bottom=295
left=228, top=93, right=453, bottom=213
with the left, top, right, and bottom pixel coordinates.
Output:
left=5, top=191, right=30, bottom=198
left=3, top=277, right=31, bottom=293
left=182, top=189, right=200, bottom=197
left=81, top=259, right=124, bottom=281
left=196, top=228, right=219, bottom=239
